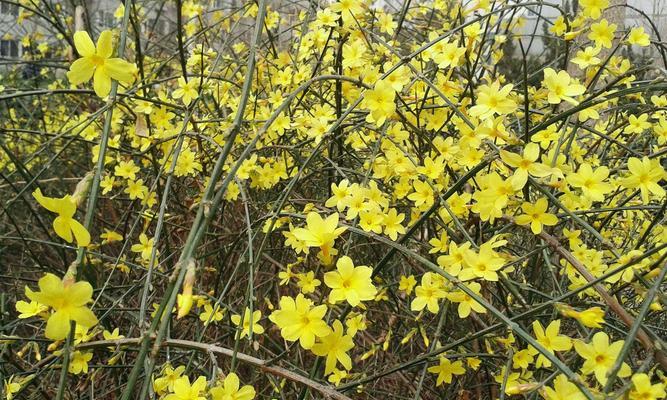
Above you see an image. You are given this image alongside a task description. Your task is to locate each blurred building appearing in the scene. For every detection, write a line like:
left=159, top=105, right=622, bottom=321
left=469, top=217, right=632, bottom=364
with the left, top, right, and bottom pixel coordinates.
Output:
left=518, top=0, right=667, bottom=59
left=0, top=0, right=176, bottom=61
left=3, top=0, right=666, bottom=63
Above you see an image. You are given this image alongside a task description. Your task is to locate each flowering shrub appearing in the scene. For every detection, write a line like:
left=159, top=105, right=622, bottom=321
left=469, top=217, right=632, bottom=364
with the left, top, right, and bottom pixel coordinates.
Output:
left=2, top=0, right=667, bottom=399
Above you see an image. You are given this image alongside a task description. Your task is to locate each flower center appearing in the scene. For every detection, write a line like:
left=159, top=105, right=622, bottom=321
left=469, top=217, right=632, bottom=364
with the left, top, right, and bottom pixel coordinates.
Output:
left=91, top=55, right=105, bottom=66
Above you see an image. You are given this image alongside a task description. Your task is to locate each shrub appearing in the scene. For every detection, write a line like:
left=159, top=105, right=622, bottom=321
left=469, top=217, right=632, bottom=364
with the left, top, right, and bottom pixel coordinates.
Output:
left=1, top=0, right=667, bottom=399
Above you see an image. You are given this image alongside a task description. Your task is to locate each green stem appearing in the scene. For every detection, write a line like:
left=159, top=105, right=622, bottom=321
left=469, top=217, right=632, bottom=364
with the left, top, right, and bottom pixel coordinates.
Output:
left=118, top=1, right=267, bottom=397
left=603, top=261, right=667, bottom=393
left=55, top=2, right=133, bottom=398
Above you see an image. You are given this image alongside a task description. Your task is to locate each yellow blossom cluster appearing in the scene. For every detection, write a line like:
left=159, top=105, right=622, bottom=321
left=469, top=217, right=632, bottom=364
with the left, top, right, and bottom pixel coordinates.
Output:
left=3, top=0, right=667, bottom=398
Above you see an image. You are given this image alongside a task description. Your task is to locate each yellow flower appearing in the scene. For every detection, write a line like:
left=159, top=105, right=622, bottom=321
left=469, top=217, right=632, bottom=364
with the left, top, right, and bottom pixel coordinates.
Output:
left=311, top=320, right=354, bottom=375
left=292, top=212, right=347, bottom=257
left=571, top=46, right=601, bottom=69
left=574, top=331, right=631, bottom=385
left=199, top=303, right=225, bottom=326
left=382, top=208, right=406, bottom=240
left=103, top=327, right=124, bottom=342
left=113, top=3, right=125, bottom=19
left=411, top=272, right=447, bottom=313
left=67, top=30, right=135, bottom=98
left=448, top=282, right=487, bottom=318
left=541, top=68, right=585, bottom=105
left=114, top=159, right=140, bottom=180
left=231, top=308, right=265, bottom=338
left=529, top=320, right=571, bottom=368
left=68, top=350, right=93, bottom=374
left=328, top=369, right=348, bottom=386
left=575, top=307, right=606, bottom=328
left=628, top=373, right=666, bottom=400
left=72, top=324, right=96, bottom=345
left=33, top=188, right=91, bottom=247
left=153, top=364, right=185, bottom=395
left=428, top=230, right=449, bottom=254
left=407, top=179, right=434, bottom=209
left=459, top=241, right=505, bottom=281
left=296, top=271, right=321, bottom=294
left=566, top=163, right=613, bottom=202
left=398, top=275, right=417, bottom=295
left=15, top=300, right=48, bottom=319
left=579, top=0, right=608, bottom=19
left=620, top=156, right=666, bottom=203
left=101, top=176, right=117, bottom=194
left=559, top=305, right=606, bottom=328
left=131, top=233, right=155, bottom=261
left=176, top=264, right=196, bottom=319
left=628, top=27, right=650, bottom=47
left=432, top=40, right=465, bottom=69
left=468, top=81, right=517, bottom=119
left=515, top=197, right=559, bottom=235
left=542, top=374, right=587, bottom=400
left=500, top=143, right=554, bottom=189
left=375, top=12, right=395, bottom=35
left=210, top=372, right=256, bottom=400
left=625, top=113, right=651, bottom=134
left=325, top=179, right=351, bottom=211
left=437, top=241, right=473, bottom=276
left=331, top=0, right=365, bottom=23
left=173, top=76, right=199, bottom=106
left=358, top=208, right=383, bottom=234
left=550, top=16, right=568, bottom=36
left=324, top=256, right=377, bottom=307
left=362, top=79, right=396, bottom=127
left=164, top=376, right=207, bottom=400
left=25, top=273, right=98, bottom=340
left=3, top=376, right=22, bottom=400
left=100, top=229, right=123, bottom=244
left=427, top=356, right=465, bottom=386
left=588, top=19, right=616, bottom=48
left=512, top=349, right=534, bottom=370
left=269, top=294, right=331, bottom=349
left=345, top=314, right=367, bottom=336
left=125, top=178, right=146, bottom=200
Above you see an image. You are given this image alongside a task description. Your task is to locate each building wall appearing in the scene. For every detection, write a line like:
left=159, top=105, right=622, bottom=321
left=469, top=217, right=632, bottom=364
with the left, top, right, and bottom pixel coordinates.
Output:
left=518, top=0, right=667, bottom=59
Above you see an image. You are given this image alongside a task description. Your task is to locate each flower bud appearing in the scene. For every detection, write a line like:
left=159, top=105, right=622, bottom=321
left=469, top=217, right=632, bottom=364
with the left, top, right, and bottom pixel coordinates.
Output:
left=177, top=261, right=196, bottom=319
left=72, top=171, right=95, bottom=207
left=506, top=382, right=539, bottom=395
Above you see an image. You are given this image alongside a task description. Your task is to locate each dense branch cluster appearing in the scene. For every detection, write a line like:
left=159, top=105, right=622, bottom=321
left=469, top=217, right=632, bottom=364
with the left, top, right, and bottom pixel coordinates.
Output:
left=1, top=0, right=667, bottom=399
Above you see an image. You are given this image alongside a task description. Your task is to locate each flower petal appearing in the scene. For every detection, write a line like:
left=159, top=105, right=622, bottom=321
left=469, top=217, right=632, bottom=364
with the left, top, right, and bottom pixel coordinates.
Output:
left=104, top=58, right=135, bottom=83
left=45, top=310, right=71, bottom=340
left=93, top=67, right=111, bottom=98
left=38, top=273, right=63, bottom=294
left=68, top=280, right=93, bottom=306
left=224, top=373, right=240, bottom=391
left=33, top=188, right=62, bottom=213
left=53, top=216, right=74, bottom=243
left=73, top=31, right=95, bottom=57
left=96, top=30, right=113, bottom=59
left=69, top=219, right=91, bottom=247
left=70, top=306, right=98, bottom=328
left=67, top=57, right=95, bottom=85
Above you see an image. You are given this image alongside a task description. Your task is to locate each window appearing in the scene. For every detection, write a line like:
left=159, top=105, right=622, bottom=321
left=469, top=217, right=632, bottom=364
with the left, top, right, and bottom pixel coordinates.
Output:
left=522, top=4, right=542, bottom=20
left=214, top=0, right=236, bottom=10
left=0, top=40, right=19, bottom=57
left=146, top=17, right=168, bottom=35
left=0, top=3, right=19, bottom=16
left=95, top=10, right=117, bottom=30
